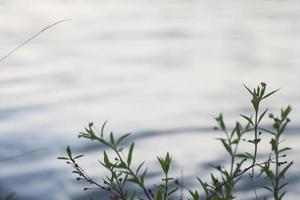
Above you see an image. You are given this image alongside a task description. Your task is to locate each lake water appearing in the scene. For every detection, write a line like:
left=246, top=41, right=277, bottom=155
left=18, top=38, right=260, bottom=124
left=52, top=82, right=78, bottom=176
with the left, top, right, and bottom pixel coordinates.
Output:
left=0, top=0, right=300, bottom=199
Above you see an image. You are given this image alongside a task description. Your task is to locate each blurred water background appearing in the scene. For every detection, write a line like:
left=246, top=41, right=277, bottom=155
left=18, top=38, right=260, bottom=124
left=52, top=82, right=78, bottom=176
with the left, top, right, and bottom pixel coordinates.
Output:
left=0, top=0, right=300, bottom=199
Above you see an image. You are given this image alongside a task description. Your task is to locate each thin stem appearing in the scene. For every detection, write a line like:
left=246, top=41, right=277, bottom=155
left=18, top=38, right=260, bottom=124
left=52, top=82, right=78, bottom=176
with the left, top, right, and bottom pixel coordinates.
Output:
left=230, top=141, right=239, bottom=177
left=207, top=158, right=275, bottom=200
left=252, top=109, right=259, bottom=176
left=0, top=148, right=47, bottom=162
left=249, top=174, right=259, bottom=200
left=274, top=127, right=280, bottom=200
left=112, top=170, right=127, bottom=200
left=72, top=163, right=103, bottom=188
left=163, top=173, right=169, bottom=200
left=113, top=147, right=152, bottom=200
left=0, top=19, right=71, bottom=64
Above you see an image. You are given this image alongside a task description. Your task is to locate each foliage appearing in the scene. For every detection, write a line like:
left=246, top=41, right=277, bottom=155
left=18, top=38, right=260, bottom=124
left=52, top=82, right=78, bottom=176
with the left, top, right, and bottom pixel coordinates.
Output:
left=258, top=106, right=293, bottom=200
left=0, top=194, right=14, bottom=200
left=59, top=83, right=293, bottom=199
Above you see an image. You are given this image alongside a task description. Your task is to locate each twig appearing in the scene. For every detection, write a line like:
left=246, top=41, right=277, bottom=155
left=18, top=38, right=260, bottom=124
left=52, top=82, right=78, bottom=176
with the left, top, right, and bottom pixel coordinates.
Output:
left=0, top=19, right=71, bottom=64
left=249, top=173, right=259, bottom=200
left=0, top=148, right=48, bottom=162
left=207, top=158, right=276, bottom=200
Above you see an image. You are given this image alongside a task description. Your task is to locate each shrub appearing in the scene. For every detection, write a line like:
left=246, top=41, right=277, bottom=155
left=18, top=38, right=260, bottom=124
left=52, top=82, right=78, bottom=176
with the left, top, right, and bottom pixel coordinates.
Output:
left=58, top=83, right=293, bottom=200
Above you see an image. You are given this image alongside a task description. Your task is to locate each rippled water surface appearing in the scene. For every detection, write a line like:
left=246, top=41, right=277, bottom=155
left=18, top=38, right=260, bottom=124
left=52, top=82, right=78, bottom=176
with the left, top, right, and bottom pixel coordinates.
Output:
left=0, top=0, right=300, bottom=199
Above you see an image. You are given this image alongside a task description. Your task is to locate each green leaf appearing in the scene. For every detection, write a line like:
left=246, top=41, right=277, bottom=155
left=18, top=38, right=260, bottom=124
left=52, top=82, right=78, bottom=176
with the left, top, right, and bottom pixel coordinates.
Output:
left=262, top=88, right=280, bottom=99
left=243, top=84, right=254, bottom=95
left=265, top=169, right=275, bottom=180
left=57, top=157, right=69, bottom=160
left=279, top=183, right=288, bottom=190
left=279, top=121, right=288, bottom=135
left=103, top=151, right=111, bottom=167
left=117, top=161, right=127, bottom=168
left=279, top=191, right=287, bottom=200
left=270, top=138, right=277, bottom=151
left=235, top=122, right=241, bottom=137
left=281, top=105, right=292, bottom=119
left=251, top=99, right=259, bottom=112
left=127, top=142, right=134, bottom=166
left=257, top=86, right=261, bottom=97
left=211, top=173, right=218, bottom=184
left=157, top=157, right=166, bottom=174
left=279, top=161, right=293, bottom=179
left=140, top=168, right=148, bottom=185
left=101, top=120, right=108, bottom=138
left=157, top=152, right=172, bottom=174
left=258, top=108, right=268, bottom=123
left=136, top=161, right=145, bottom=174
left=215, top=114, right=226, bottom=130
left=155, top=190, right=162, bottom=200
left=219, top=139, right=232, bottom=155
left=168, top=187, right=179, bottom=196
left=240, top=115, right=254, bottom=126
left=66, top=146, right=72, bottom=158
left=116, top=133, right=131, bottom=146
left=278, top=147, right=292, bottom=154
left=197, top=177, right=209, bottom=196
left=109, top=132, right=115, bottom=145
left=127, top=178, right=139, bottom=184
left=236, top=152, right=253, bottom=159
left=262, top=186, right=273, bottom=192
left=259, top=127, right=276, bottom=135
left=73, top=155, right=84, bottom=159
left=188, top=190, right=199, bottom=200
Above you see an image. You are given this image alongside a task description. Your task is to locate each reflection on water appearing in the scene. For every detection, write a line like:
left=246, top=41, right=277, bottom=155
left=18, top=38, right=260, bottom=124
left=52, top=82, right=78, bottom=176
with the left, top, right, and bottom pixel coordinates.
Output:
left=0, top=0, right=300, bottom=199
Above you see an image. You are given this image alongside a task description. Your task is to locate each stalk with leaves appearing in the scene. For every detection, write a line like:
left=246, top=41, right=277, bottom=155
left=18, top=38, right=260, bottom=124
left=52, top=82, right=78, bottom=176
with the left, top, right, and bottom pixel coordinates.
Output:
left=59, top=122, right=153, bottom=200
left=156, top=153, right=179, bottom=200
left=242, top=83, right=279, bottom=175
left=259, top=106, right=293, bottom=200
left=189, top=83, right=292, bottom=200
left=59, top=83, right=294, bottom=200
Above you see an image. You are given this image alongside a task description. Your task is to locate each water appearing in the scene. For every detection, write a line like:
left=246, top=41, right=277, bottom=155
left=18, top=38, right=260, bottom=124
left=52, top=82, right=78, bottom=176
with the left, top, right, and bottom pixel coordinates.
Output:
left=0, top=0, right=300, bottom=199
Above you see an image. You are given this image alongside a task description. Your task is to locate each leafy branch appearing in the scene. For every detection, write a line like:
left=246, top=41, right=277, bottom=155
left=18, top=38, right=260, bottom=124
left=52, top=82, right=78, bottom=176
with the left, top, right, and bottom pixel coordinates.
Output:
left=58, top=83, right=293, bottom=200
